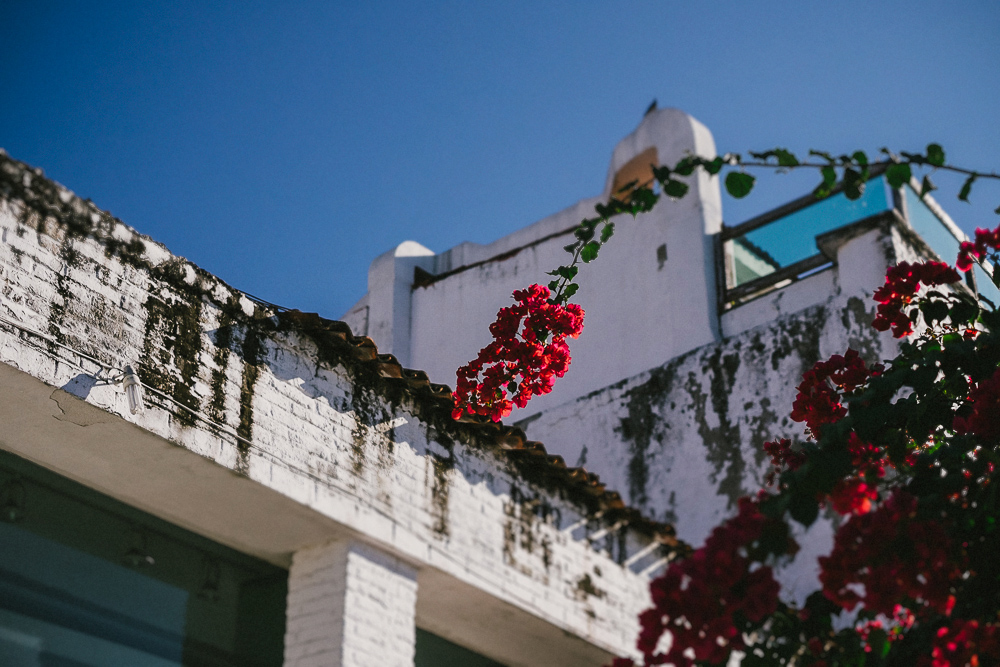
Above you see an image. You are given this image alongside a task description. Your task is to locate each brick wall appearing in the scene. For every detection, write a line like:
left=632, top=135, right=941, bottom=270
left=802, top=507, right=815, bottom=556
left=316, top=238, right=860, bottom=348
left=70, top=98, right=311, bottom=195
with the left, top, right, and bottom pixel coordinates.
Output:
left=0, top=152, right=664, bottom=664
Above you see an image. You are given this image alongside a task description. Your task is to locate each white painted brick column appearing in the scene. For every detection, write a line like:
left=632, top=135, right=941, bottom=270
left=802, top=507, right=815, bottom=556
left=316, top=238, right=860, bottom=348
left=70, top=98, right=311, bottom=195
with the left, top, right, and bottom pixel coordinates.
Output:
left=284, top=540, right=418, bottom=667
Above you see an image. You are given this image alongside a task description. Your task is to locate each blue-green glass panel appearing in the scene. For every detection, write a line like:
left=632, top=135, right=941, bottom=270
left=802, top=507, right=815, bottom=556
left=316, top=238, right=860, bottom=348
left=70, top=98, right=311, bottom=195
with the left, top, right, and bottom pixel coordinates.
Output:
left=0, top=451, right=286, bottom=667
left=973, top=262, right=1000, bottom=307
left=732, top=178, right=891, bottom=286
left=904, top=186, right=962, bottom=266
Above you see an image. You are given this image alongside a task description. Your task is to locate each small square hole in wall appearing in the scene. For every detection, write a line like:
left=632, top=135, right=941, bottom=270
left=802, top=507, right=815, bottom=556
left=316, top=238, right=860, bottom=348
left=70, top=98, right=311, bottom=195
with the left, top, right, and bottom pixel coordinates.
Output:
left=656, top=244, right=667, bottom=270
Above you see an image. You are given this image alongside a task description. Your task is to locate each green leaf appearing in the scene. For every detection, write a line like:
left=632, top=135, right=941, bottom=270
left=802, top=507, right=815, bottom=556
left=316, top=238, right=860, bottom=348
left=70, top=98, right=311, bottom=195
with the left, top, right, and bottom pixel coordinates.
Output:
left=663, top=179, right=689, bottom=198
left=600, top=222, right=615, bottom=243
left=673, top=157, right=696, bottom=176
left=789, top=492, right=819, bottom=526
left=813, top=165, right=837, bottom=198
left=563, top=242, right=579, bottom=254
left=562, top=283, right=579, bottom=300
left=580, top=241, right=600, bottom=263
left=554, top=265, right=578, bottom=280
left=843, top=167, right=866, bottom=200
left=725, top=171, right=755, bottom=198
left=776, top=148, right=799, bottom=167
left=631, top=186, right=658, bottom=212
left=547, top=279, right=559, bottom=291
left=575, top=226, right=595, bottom=242
left=959, top=173, right=978, bottom=202
left=920, top=175, right=937, bottom=198
left=926, top=143, right=945, bottom=167
left=886, top=163, right=912, bottom=189
left=704, top=156, right=725, bottom=175
left=750, top=148, right=798, bottom=167
left=920, top=299, right=949, bottom=324
left=951, top=296, right=981, bottom=326
left=852, top=150, right=868, bottom=167
left=995, top=204, right=1000, bottom=215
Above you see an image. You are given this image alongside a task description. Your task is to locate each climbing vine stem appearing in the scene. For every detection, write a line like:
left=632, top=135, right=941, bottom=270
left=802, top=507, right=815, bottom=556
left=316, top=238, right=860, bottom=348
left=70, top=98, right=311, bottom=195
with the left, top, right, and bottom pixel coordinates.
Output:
left=547, top=144, right=1000, bottom=304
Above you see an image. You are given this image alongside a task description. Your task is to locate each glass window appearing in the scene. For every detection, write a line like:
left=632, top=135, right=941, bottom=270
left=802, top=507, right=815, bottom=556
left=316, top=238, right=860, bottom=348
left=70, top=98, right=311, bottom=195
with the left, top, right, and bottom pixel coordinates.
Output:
left=903, top=186, right=963, bottom=267
left=0, top=451, right=287, bottom=667
left=727, top=178, right=892, bottom=288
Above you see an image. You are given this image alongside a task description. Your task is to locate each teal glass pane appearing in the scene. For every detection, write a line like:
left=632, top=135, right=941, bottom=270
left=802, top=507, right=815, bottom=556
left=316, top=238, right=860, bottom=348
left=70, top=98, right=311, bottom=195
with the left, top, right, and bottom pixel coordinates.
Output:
left=731, top=178, right=891, bottom=286
left=973, top=262, right=1000, bottom=307
left=0, top=451, right=287, bottom=667
left=904, top=186, right=962, bottom=266
left=416, top=629, right=506, bottom=667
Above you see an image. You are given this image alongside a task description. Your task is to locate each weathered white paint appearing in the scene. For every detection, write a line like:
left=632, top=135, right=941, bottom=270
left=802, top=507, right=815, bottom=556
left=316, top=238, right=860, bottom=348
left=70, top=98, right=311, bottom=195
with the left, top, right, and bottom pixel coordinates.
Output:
left=518, top=221, right=940, bottom=603
left=0, top=156, right=666, bottom=666
left=348, top=108, right=724, bottom=418
left=285, top=540, right=418, bottom=667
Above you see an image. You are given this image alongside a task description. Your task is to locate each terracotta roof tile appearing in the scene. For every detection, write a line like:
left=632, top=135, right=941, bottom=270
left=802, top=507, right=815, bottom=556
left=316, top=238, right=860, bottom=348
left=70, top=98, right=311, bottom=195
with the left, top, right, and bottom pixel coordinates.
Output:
left=276, top=308, right=679, bottom=546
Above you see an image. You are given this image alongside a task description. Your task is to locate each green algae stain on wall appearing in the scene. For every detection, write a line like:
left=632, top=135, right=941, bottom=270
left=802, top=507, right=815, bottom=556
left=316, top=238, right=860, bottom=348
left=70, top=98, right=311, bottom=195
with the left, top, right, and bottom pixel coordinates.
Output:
left=612, top=305, right=836, bottom=512
left=139, top=280, right=204, bottom=428
left=208, top=298, right=240, bottom=425
left=236, top=316, right=266, bottom=472
left=428, top=452, right=453, bottom=538
left=841, top=296, right=883, bottom=365
left=695, top=346, right=746, bottom=506
left=615, top=361, right=679, bottom=509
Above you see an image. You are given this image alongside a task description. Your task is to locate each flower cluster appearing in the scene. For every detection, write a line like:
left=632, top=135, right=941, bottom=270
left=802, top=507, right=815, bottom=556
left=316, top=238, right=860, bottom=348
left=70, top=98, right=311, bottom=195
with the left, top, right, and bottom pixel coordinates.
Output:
left=856, top=605, right=916, bottom=654
left=953, top=367, right=1000, bottom=442
left=872, top=261, right=961, bottom=337
left=453, top=284, right=584, bottom=422
left=820, top=491, right=959, bottom=617
left=829, top=477, right=877, bottom=515
left=956, top=224, right=1000, bottom=272
left=790, top=349, right=882, bottom=439
left=847, top=432, right=888, bottom=478
left=763, top=438, right=805, bottom=486
left=928, top=620, right=1000, bottom=667
left=636, top=498, right=782, bottom=666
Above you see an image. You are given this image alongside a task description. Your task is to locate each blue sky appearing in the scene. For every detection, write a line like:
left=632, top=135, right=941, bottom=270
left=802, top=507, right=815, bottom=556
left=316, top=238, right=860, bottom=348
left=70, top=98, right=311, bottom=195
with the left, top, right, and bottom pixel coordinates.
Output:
left=2, top=1, right=998, bottom=318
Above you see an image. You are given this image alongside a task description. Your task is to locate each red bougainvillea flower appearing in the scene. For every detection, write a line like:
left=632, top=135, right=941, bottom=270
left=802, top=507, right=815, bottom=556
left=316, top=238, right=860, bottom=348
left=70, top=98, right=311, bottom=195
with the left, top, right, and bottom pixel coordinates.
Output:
left=791, top=349, right=883, bottom=439
left=829, top=477, right=877, bottom=515
left=856, top=605, right=916, bottom=651
left=929, top=620, right=1000, bottom=667
left=953, top=367, right=1000, bottom=443
left=636, top=498, right=785, bottom=667
left=763, top=438, right=805, bottom=486
left=871, top=261, right=961, bottom=337
left=956, top=224, right=1000, bottom=272
left=820, top=490, right=961, bottom=618
left=453, top=284, right=584, bottom=422
left=847, top=432, right=888, bottom=478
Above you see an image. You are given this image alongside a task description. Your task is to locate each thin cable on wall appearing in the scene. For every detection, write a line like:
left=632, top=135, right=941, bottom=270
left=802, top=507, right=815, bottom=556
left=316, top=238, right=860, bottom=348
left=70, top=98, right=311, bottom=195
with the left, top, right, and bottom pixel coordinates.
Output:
left=0, top=308, right=662, bottom=616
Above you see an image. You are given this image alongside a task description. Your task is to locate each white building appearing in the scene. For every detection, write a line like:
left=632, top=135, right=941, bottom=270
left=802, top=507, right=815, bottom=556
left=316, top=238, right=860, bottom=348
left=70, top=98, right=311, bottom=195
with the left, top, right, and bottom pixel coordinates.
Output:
left=0, top=109, right=989, bottom=666
left=343, top=107, right=995, bottom=596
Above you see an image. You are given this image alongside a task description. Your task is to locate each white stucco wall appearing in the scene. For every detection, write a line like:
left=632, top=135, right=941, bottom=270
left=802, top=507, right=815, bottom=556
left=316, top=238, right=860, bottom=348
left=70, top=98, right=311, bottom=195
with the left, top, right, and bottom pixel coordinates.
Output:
left=516, top=221, right=947, bottom=603
left=347, top=108, right=724, bottom=418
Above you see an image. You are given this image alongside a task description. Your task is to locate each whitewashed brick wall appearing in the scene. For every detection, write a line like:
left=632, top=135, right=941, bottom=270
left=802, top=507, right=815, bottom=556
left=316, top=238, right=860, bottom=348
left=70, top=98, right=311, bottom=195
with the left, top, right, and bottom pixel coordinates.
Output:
left=285, top=540, right=418, bottom=667
left=0, top=151, right=663, bottom=665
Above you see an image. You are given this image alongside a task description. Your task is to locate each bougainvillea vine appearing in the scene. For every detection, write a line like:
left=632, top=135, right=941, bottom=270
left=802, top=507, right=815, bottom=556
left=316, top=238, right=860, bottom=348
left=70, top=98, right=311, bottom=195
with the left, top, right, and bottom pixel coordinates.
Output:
left=606, top=222, right=1000, bottom=665
left=453, top=284, right=583, bottom=422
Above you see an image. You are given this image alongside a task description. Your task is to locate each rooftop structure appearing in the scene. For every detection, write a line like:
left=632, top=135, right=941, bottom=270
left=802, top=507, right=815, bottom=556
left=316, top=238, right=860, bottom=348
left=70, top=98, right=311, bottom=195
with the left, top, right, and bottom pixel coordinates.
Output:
left=0, top=108, right=989, bottom=665
left=345, top=108, right=993, bottom=599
